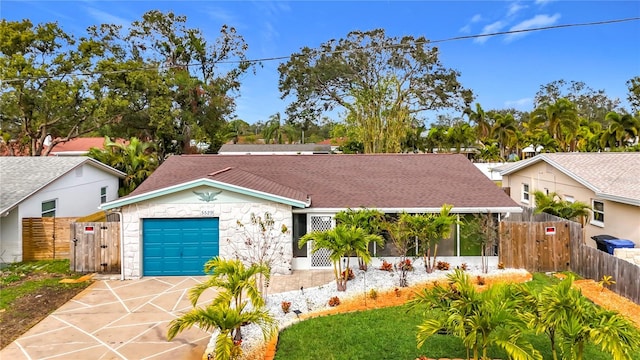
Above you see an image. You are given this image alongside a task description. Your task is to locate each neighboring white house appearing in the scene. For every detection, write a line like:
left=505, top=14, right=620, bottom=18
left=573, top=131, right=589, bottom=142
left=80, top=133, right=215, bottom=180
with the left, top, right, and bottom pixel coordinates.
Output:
left=0, top=157, right=125, bottom=263
left=101, top=153, right=522, bottom=279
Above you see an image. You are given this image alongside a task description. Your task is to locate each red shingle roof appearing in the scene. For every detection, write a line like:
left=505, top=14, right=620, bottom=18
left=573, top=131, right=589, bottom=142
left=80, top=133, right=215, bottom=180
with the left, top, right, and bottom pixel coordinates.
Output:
left=129, top=153, right=519, bottom=210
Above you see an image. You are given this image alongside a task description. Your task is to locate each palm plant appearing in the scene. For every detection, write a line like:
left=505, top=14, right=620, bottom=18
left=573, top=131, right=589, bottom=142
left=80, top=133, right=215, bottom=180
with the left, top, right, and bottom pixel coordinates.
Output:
left=464, top=103, right=493, bottom=142
left=604, top=111, right=640, bottom=148
left=411, top=204, right=457, bottom=273
left=408, top=269, right=541, bottom=360
left=189, top=257, right=270, bottom=341
left=491, top=112, right=518, bottom=160
left=533, top=190, right=591, bottom=225
left=87, top=136, right=158, bottom=196
left=530, top=98, right=579, bottom=151
left=299, top=224, right=383, bottom=291
left=334, top=208, right=385, bottom=270
left=526, top=274, right=640, bottom=360
left=167, top=301, right=276, bottom=360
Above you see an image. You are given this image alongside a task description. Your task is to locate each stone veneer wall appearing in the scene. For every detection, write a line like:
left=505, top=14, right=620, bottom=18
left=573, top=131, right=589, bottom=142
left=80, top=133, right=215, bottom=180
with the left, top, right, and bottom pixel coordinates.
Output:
left=121, top=201, right=293, bottom=279
left=614, top=248, right=640, bottom=266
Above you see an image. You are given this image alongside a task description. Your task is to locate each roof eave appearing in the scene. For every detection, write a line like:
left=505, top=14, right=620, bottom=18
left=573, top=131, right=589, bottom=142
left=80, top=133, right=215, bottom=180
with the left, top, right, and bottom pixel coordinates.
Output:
left=596, top=193, right=640, bottom=207
left=100, top=178, right=309, bottom=210
left=293, top=206, right=524, bottom=214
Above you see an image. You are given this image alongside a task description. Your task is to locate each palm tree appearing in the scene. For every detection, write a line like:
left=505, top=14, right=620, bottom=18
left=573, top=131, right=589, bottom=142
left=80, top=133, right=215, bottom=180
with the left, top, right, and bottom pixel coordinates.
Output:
left=167, top=301, right=276, bottom=360
left=447, top=121, right=476, bottom=153
left=408, top=204, right=457, bottom=273
left=408, top=269, right=541, bottom=360
left=604, top=111, right=640, bottom=148
left=334, top=208, right=385, bottom=270
left=464, top=103, right=492, bottom=142
left=262, top=113, right=283, bottom=144
left=491, top=112, right=518, bottom=160
left=87, top=136, right=158, bottom=196
left=526, top=275, right=640, bottom=360
left=530, top=98, right=579, bottom=151
left=189, top=257, right=270, bottom=341
left=533, top=190, right=591, bottom=225
left=299, top=224, right=383, bottom=291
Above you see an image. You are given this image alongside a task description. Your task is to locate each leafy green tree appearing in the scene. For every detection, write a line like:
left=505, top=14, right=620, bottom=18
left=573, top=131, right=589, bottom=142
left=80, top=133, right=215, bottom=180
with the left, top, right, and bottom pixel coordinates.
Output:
left=627, top=76, right=640, bottom=113
left=188, top=257, right=270, bottom=342
left=299, top=225, right=383, bottom=291
left=533, top=190, right=591, bottom=225
left=447, top=121, right=477, bottom=153
left=381, top=212, right=416, bottom=287
left=278, top=28, right=473, bottom=153
left=408, top=269, right=541, bottom=360
left=334, top=208, right=385, bottom=270
left=87, top=137, right=158, bottom=196
left=262, top=113, right=284, bottom=144
left=91, top=11, right=252, bottom=158
left=535, top=80, right=621, bottom=125
left=0, top=20, right=115, bottom=156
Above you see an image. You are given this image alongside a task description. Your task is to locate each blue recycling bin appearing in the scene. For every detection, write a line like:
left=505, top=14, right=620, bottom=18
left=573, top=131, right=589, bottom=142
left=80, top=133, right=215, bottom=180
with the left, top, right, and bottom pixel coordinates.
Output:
left=591, top=234, right=618, bottom=253
left=602, top=239, right=635, bottom=255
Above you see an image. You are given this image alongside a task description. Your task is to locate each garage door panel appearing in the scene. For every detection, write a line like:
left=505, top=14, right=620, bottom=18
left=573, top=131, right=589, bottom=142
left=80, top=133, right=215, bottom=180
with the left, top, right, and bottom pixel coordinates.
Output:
left=143, top=218, right=219, bottom=276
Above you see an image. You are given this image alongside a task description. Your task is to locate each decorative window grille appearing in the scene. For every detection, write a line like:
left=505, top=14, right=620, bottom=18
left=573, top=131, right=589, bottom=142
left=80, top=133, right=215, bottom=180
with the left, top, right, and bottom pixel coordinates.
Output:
left=309, top=215, right=333, bottom=267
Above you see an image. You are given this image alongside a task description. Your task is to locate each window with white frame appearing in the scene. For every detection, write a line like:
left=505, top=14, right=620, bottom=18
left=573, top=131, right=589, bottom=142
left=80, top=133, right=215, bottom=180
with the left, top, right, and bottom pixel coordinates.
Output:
left=42, top=199, right=57, bottom=217
left=565, top=195, right=575, bottom=203
left=100, top=187, right=107, bottom=204
left=592, top=200, right=604, bottom=226
left=522, top=183, right=530, bottom=203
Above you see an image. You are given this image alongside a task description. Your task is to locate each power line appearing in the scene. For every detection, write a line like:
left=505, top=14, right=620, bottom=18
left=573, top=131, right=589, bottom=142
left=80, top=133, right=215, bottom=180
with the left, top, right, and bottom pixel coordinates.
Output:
left=1, top=17, right=638, bottom=84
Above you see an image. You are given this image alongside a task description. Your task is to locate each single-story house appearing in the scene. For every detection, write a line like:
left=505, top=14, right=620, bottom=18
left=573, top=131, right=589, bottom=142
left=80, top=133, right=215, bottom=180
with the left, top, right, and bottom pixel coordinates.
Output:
left=101, top=153, right=521, bottom=278
left=0, top=156, right=125, bottom=263
left=217, top=143, right=331, bottom=155
left=499, top=152, right=640, bottom=248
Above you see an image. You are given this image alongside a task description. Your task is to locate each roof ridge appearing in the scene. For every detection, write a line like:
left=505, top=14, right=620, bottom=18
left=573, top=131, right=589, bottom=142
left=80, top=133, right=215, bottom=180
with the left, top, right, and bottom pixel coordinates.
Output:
left=208, top=167, right=233, bottom=176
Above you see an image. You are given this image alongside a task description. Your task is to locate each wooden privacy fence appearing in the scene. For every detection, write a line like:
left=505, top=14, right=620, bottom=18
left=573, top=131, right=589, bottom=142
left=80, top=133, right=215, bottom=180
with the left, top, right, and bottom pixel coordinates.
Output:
left=22, top=217, right=75, bottom=261
left=499, top=220, right=576, bottom=272
left=70, top=222, right=120, bottom=273
left=570, top=234, right=640, bottom=304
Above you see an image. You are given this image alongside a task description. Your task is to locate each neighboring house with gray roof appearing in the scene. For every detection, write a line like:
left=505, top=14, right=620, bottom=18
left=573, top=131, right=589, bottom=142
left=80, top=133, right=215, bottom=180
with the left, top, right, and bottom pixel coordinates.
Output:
left=218, top=143, right=331, bottom=155
left=101, top=153, right=521, bottom=278
left=500, top=152, right=640, bottom=248
left=0, top=157, right=125, bottom=263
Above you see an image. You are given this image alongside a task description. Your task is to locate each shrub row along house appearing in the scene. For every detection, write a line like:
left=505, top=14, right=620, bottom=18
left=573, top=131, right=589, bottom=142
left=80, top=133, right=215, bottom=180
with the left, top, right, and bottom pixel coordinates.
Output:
left=100, top=153, right=521, bottom=278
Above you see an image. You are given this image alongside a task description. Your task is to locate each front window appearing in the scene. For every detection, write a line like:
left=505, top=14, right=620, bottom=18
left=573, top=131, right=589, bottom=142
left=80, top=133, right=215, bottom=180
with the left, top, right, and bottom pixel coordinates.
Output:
left=42, top=199, right=56, bottom=217
left=100, top=187, right=107, bottom=204
left=592, top=200, right=604, bottom=226
left=522, top=184, right=530, bottom=203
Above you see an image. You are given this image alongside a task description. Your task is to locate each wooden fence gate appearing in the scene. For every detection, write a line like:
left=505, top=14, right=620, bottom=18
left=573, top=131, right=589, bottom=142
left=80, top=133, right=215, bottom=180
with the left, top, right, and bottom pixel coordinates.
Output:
left=70, top=222, right=120, bottom=273
left=499, top=220, right=573, bottom=272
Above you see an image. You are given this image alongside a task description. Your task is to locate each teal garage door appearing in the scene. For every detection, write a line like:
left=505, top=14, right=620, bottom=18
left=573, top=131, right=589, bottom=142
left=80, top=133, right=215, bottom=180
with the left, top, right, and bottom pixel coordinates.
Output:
left=143, top=218, right=219, bottom=276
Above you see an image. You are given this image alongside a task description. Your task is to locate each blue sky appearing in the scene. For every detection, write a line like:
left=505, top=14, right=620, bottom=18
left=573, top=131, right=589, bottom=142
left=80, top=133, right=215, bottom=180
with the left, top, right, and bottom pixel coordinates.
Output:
left=2, top=0, right=639, bottom=125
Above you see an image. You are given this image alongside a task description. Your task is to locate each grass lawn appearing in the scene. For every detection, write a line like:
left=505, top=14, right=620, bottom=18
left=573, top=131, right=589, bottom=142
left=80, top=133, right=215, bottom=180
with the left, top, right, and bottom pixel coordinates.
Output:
left=274, top=273, right=640, bottom=360
left=0, top=259, right=93, bottom=348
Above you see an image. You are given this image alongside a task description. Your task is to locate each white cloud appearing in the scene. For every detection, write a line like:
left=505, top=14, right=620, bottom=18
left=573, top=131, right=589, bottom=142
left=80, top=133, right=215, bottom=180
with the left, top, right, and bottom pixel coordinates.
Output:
left=507, top=2, right=528, bottom=16
left=505, top=98, right=533, bottom=110
left=474, top=20, right=506, bottom=44
left=535, top=0, right=555, bottom=5
left=459, top=14, right=482, bottom=34
left=504, top=13, right=561, bottom=42
left=205, top=8, right=240, bottom=27
left=83, top=7, right=129, bottom=27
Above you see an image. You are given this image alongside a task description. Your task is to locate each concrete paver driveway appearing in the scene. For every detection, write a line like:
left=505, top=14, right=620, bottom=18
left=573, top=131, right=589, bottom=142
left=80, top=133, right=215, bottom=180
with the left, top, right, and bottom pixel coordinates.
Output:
left=1, top=270, right=334, bottom=360
left=1, top=276, right=216, bottom=360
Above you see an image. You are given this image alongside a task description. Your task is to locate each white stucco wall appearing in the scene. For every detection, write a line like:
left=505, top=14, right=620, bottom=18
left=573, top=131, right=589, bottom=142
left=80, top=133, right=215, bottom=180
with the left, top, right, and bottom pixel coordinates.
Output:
left=0, top=208, right=21, bottom=263
left=120, top=187, right=293, bottom=279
